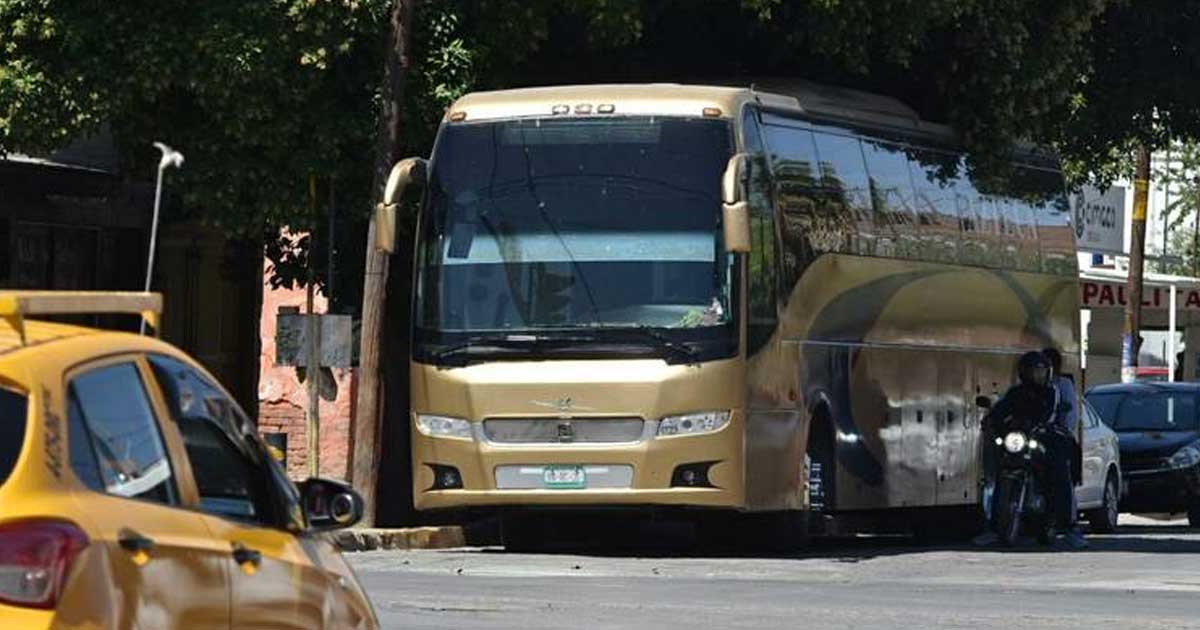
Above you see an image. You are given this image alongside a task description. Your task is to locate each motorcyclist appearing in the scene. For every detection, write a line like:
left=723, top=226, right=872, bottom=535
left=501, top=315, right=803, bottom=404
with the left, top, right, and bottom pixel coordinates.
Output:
left=1042, top=346, right=1087, bottom=546
left=973, top=350, right=1086, bottom=548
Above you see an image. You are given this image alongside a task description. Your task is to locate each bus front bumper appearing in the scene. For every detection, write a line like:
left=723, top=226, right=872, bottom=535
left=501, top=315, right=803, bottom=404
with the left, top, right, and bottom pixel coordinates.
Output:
left=410, top=413, right=745, bottom=511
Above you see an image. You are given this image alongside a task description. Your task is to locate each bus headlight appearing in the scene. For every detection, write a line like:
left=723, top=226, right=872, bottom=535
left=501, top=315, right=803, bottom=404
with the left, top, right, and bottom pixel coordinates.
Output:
left=1003, top=431, right=1027, bottom=454
left=657, top=411, right=730, bottom=438
left=416, top=414, right=474, bottom=440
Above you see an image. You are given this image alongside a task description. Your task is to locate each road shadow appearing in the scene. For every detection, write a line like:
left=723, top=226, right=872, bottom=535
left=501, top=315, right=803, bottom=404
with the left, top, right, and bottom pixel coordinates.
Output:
left=461, top=517, right=1200, bottom=561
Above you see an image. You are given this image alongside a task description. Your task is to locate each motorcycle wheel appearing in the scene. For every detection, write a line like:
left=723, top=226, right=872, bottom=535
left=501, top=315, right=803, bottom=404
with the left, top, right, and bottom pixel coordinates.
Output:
left=995, top=477, right=1023, bottom=547
left=1035, top=520, right=1052, bottom=546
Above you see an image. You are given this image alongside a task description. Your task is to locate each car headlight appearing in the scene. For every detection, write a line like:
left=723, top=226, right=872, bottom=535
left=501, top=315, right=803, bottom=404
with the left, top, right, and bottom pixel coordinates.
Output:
left=657, top=411, right=730, bottom=437
left=1168, top=442, right=1200, bottom=470
left=1003, top=431, right=1028, bottom=454
left=416, top=414, right=473, bottom=440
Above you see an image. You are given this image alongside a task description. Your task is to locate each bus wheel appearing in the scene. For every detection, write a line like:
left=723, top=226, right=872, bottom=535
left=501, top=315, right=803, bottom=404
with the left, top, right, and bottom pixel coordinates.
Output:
left=806, top=409, right=836, bottom=515
left=767, top=511, right=811, bottom=552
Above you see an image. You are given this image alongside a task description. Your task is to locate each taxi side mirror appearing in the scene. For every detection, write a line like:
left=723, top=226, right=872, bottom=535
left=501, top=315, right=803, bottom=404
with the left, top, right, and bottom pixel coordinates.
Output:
left=299, top=478, right=364, bottom=532
left=375, top=157, right=428, bottom=254
left=721, top=153, right=751, bottom=254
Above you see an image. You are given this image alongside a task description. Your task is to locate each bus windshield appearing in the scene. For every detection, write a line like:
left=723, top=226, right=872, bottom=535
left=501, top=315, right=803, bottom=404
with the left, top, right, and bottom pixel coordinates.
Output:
left=415, top=116, right=734, bottom=357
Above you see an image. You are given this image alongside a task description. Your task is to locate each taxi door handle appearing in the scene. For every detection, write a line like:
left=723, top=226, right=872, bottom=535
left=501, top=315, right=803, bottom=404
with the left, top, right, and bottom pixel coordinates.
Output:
left=117, top=530, right=156, bottom=554
left=232, top=544, right=262, bottom=567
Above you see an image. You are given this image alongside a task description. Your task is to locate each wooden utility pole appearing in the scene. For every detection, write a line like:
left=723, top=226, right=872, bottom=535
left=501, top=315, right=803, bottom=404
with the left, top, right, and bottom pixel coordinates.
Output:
left=351, top=0, right=415, bottom=526
left=1122, top=145, right=1151, bottom=383
left=306, top=175, right=321, bottom=478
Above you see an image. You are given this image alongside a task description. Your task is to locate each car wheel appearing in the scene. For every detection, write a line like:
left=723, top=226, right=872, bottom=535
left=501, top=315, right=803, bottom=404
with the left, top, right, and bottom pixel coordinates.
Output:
left=1188, top=503, right=1200, bottom=529
left=1087, top=472, right=1120, bottom=534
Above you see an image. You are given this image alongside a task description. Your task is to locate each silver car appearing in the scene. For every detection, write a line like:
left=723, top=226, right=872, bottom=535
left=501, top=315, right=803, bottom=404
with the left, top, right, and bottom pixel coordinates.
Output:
left=1077, top=398, right=1123, bottom=532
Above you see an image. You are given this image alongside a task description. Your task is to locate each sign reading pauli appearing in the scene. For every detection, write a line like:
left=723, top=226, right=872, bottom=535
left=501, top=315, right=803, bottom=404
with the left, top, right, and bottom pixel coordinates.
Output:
left=1082, top=281, right=1200, bottom=310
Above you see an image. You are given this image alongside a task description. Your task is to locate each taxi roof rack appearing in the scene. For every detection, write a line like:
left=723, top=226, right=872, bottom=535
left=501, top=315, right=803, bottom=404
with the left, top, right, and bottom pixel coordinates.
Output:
left=0, top=291, right=163, bottom=345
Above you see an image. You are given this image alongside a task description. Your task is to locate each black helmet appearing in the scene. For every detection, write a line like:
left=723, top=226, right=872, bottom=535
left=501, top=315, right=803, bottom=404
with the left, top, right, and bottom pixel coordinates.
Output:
left=1018, top=350, right=1051, bottom=387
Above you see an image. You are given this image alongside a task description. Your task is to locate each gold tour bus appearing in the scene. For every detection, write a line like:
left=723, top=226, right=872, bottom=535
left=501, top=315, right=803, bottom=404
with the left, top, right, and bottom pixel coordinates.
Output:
left=374, top=82, right=1080, bottom=548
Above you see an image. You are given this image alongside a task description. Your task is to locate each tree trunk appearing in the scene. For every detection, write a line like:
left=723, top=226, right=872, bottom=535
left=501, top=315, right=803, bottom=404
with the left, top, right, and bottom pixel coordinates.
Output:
left=351, top=0, right=416, bottom=527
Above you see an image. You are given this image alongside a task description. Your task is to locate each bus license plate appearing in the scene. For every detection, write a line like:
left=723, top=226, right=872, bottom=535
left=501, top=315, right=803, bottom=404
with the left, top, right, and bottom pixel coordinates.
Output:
left=543, top=465, right=586, bottom=489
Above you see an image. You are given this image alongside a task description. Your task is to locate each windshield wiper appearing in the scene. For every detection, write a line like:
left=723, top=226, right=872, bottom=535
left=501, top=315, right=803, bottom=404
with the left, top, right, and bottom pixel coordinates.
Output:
left=429, top=333, right=600, bottom=364
left=591, top=325, right=700, bottom=365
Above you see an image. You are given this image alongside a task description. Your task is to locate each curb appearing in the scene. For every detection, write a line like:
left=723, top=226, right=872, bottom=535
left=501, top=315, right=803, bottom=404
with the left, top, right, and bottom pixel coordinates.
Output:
left=333, top=526, right=466, bottom=552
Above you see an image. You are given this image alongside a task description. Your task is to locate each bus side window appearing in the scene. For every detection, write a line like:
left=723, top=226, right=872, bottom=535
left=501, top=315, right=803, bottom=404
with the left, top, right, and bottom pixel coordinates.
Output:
left=861, top=140, right=921, bottom=261
left=811, top=130, right=874, bottom=257
left=761, top=116, right=822, bottom=298
left=945, top=158, right=992, bottom=267
left=741, top=108, right=778, bottom=354
left=906, top=147, right=961, bottom=264
left=1021, top=167, right=1077, bottom=276
left=997, top=196, right=1041, bottom=272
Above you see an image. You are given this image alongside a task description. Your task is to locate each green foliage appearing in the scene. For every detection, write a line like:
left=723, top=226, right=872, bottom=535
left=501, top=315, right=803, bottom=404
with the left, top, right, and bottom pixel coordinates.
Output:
left=1058, top=1, right=1200, bottom=182
left=10, top=0, right=1200, bottom=303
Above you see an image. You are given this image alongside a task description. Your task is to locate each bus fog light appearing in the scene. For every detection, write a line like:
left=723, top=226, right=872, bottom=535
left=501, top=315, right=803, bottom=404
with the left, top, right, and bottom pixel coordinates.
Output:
left=657, top=411, right=730, bottom=437
left=416, top=414, right=474, bottom=440
left=671, top=462, right=717, bottom=488
left=429, top=464, right=463, bottom=490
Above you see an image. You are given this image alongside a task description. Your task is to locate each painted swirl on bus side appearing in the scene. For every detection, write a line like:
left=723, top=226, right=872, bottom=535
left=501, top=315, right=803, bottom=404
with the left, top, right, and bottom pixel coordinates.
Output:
left=801, top=262, right=1067, bottom=492
left=802, top=269, right=942, bottom=486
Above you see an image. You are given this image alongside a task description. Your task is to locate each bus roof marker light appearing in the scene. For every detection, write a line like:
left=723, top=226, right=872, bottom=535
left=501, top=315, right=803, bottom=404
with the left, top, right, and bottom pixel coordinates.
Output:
left=448, top=111, right=467, bottom=122
left=597, top=104, right=615, bottom=114
left=551, top=104, right=570, bottom=115
left=574, top=103, right=593, bottom=115
left=702, top=107, right=722, bottom=118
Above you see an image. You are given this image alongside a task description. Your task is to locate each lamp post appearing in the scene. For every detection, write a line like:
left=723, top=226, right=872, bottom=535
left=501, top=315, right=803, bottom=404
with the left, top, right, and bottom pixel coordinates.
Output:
left=141, top=142, right=184, bottom=334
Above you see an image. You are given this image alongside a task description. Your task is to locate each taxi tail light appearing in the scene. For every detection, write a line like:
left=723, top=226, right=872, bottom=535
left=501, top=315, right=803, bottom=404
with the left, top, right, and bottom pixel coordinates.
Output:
left=0, top=520, right=88, bottom=609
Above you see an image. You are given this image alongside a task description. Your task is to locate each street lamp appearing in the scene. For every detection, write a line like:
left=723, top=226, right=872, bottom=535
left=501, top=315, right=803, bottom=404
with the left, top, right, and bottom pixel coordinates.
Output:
left=141, top=141, right=184, bottom=334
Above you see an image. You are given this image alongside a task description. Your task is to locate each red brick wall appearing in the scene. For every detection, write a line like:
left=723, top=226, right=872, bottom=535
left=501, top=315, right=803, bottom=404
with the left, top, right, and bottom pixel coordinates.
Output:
left=257, top=244, right=356, bottom=481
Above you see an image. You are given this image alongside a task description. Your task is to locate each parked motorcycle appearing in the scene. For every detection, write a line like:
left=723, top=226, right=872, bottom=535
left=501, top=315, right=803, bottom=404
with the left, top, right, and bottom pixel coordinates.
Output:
left=977, top=395, right=1067, bottom=546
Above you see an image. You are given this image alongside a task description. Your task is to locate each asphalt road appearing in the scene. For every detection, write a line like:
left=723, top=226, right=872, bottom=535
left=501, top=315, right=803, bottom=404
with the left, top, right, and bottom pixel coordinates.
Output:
left=349, top=516, right=1200, bottom=630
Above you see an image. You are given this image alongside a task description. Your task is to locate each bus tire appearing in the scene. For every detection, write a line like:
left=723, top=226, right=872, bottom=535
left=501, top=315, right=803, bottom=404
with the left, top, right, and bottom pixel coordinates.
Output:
left=806, top=407, right=836, bottom=515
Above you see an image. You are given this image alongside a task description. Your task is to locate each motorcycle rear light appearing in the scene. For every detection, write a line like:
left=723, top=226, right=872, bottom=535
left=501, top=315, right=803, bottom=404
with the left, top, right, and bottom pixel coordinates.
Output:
left=0, top=520, right=88, bottom=609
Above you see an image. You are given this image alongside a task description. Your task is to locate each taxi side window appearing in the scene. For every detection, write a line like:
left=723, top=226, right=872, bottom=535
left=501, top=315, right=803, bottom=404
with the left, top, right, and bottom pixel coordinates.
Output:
left=0, top=388, right=28, bottom=489
left=147, top=355, right=279, bottom=526
left=68, top=362, right=179, bottom=505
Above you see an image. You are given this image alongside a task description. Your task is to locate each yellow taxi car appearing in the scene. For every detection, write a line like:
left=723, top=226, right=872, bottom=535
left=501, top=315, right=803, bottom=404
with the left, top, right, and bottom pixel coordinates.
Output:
left=0, top=291, right=378, bottom=629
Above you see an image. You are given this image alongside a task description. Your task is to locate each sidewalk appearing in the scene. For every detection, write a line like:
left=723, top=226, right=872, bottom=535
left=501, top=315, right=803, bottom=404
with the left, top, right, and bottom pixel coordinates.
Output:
left=333, top=526, right=465, bottom=551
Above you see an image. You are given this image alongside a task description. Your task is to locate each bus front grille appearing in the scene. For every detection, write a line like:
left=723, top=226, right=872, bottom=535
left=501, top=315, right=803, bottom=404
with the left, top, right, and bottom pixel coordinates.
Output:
left=482, top=418, right=646, bottom=444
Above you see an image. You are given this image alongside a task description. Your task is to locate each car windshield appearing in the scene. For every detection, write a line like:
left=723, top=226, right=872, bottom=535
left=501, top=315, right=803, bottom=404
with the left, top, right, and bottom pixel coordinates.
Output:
left=415, top=116, right=734, bottom=335
left=1087, top=391, right=1199, bottom=432
left=0, top=388, right=27, bottom=489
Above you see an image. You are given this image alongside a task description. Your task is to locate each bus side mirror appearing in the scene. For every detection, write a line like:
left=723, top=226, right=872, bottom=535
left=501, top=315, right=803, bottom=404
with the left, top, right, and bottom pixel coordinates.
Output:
left=721, top=153, right=751, bottom=254
left=374, top=157, right=428, bottom=254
